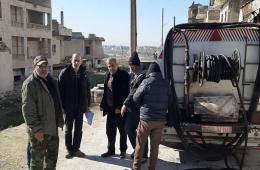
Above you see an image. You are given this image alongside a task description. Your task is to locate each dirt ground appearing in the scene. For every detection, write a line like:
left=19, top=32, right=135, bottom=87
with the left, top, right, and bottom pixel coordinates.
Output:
left=1, top=104, right=260, bottom=170
left=0, top=104, right=180, bottom=170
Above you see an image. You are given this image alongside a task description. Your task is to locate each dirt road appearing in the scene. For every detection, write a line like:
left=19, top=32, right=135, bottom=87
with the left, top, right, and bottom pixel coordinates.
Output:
left=1, top=104, right=260, bottom=170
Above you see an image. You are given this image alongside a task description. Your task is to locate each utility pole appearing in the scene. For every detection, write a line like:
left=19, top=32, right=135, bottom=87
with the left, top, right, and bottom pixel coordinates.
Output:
left=173, top=16, right=175, bottom=28
left=130, top=0, right=137, bottom=54
left=161, top=8, right=164, bottom=47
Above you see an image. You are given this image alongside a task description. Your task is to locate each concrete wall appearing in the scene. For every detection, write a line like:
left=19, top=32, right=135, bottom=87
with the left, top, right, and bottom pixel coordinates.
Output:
left=64, top=39, right=85, bottom=58
left=52, top=36, right=62, bottom=64
left=240, top=0, right=260, bottom=22
left=0, top=51, right=13, bottom=95
left=220, top=4, right=229, bottom=22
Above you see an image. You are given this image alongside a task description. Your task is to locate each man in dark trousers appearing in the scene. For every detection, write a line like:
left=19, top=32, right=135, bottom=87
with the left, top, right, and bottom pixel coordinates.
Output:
left=121, top=52, right=148, bottom=160
left=58, top=53, right=91, bottom=159
left=132, top=62, right=170, bottom=170
left=100, top=57, right=130, bottom=159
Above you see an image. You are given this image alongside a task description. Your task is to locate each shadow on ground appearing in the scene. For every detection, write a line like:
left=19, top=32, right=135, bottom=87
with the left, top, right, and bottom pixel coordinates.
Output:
left=80, top=154, right=177, bottom=169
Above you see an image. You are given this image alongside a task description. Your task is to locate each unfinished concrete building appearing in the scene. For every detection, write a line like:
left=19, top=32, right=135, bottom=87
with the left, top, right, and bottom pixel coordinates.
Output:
left=219, top=0, right=241, bottom=22
left=0, top=0, right=52, bottom=82
left=64, top=32, right=105, bottom=69
left=52, top=11, right=72, bottom=76
left=239, top=0, right=260, bottom=23
left=205, top=0, right=226, bottom=22
left=188, top=2, right=208, bottom=23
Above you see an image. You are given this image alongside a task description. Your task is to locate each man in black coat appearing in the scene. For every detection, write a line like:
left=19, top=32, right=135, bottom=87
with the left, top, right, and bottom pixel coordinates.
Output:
left=58, top=53, right=91, bottom=159
left=121, top=52, right=148, bottom=160
left=100, top=57, right=130, bottom=159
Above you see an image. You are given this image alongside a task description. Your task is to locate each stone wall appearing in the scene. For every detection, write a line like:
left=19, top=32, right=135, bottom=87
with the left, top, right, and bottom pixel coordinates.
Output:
left=0, top=51, right=13, bottom=95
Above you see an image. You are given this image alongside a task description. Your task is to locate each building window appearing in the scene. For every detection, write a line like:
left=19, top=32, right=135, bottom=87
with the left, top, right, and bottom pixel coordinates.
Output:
left=52, top=44, right=56, bottom=53
left=10, top=5, right=23, bottom=27
left=85, top=46, right=90, bottom=55
left=209, top=0, right=214, bottom=6
left=12, top=36, right=24, bottom=59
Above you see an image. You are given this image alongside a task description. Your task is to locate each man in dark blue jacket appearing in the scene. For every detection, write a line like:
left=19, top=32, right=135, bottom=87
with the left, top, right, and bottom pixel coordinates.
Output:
left=58, top=53, right=91, bottom=159
left=100, top=57, right=130, bottom=159
left=132, top=62, right=170, bottom=170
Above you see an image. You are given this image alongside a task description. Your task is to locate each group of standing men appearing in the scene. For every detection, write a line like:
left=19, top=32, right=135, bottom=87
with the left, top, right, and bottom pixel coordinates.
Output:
left=22, top=51, right=170, bottom=170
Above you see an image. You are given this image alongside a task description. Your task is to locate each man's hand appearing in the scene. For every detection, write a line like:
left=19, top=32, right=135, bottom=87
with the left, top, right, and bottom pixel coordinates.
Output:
left=115, top=108, right=121, bottom=114
left=121, top=105, right=127, bottom=117
left=34, top=131, right=44, bottom=142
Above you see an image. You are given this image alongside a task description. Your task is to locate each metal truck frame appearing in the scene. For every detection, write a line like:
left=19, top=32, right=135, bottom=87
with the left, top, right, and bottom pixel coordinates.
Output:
left=158, top=22, right=260, bottom=170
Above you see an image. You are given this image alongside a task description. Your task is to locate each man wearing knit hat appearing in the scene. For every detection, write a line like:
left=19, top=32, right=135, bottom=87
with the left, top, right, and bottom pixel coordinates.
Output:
left=121, top=51, right=148, bottom=160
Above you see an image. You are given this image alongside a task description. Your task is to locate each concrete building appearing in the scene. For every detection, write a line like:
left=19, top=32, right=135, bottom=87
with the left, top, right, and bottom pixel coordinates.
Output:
left=239, top=0, right=260, bottom=23
left=0, top=0, right=52, bottom=81
left=64, top=32, right=105, bottom=69
left=188, top=2, right=208, bottom=23
left=205, top=0, right=226, bottom=22
left=0, top=41, right=13, bottom=95
left=219, top=0, right=240, bottom=22
left=52, top=11, right=72, bottom=64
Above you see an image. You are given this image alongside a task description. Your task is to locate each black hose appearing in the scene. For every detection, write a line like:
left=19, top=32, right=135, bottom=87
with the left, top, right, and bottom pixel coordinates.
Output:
left=198, top=54, right=240, bottom=85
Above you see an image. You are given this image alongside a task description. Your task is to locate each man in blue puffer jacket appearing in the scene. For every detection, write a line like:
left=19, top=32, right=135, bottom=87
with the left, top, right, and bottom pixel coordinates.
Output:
left=132, top=62, right=170, bottom=170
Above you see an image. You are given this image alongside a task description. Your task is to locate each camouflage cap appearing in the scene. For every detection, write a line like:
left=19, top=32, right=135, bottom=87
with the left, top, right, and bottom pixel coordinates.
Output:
left=34, top=56, right=48, bottom=66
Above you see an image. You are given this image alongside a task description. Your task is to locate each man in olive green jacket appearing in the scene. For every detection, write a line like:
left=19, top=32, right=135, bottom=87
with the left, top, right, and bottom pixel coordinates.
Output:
left=22, top=56, right=64, bottom=170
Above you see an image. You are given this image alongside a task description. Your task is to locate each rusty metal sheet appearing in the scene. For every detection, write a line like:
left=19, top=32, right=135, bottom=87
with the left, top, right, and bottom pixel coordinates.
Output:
left=201, top=125, right=232, bottom=133
left=194, top=95, right=239, bottom=122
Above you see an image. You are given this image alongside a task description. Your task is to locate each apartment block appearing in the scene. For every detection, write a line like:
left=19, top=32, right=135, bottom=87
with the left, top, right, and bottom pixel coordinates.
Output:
left=52, top=11, right=72, bottom=64
left=188, top=2, right=208, bottom=23
left=0, top=0, right=52, bottom=81
left=64, top=32, right=105, bottom=69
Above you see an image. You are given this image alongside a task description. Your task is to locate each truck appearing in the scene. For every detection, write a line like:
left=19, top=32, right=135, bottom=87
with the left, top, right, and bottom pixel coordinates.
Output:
left=157, top=22, right=260, bottom=170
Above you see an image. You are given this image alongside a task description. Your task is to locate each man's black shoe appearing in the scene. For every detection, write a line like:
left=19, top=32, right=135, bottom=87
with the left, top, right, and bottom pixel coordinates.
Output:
left=101, top=151, right=115, bottom=157
left=74, top=150, right=85, bottom=157
left=65, top=151, right=74, bottom=159
left=120, top=152, right=126, bottom=159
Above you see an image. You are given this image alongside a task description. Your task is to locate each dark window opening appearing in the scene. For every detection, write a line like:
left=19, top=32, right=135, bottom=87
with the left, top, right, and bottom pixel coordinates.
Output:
left=85, top=46, right=90, bottom=55
left=52, top=44, right=56, bottom=53
left=14, top=75, right=21, bottom=82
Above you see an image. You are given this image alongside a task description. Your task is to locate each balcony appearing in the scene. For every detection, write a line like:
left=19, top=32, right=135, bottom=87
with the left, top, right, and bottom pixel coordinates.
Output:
left=58, top=25, right=72, bottom=37
left=27, top=23, right=51, bottom=31
left=53, top=25, right=72, bottom=37
left=12, top=53, right=25, bottom=60
left=11, top=20, right=24, bottom=28
left=27, top=37, right=51, bottom=59
left=18, top=0, right=51, bottom=8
